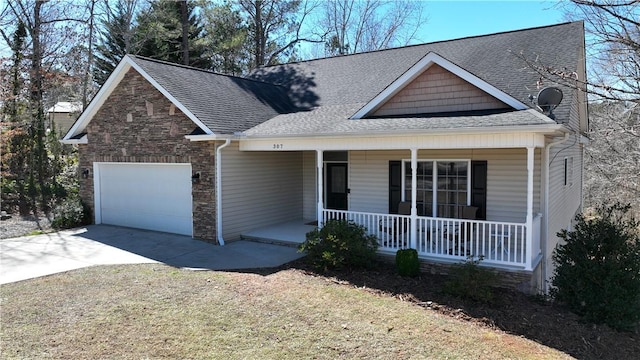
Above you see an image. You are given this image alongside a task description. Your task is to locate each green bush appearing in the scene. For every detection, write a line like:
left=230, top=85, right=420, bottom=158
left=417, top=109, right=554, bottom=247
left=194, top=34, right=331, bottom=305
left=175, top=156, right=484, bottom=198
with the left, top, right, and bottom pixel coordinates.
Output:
left=444, top=256, right=498, bottom=303
left=298, top=219, right=379, bottom=271
left=551, top=203, right=640, bottom=331
left=396, top=248, right=420, bottom=277
left=51, top=196, right=91, bottom=230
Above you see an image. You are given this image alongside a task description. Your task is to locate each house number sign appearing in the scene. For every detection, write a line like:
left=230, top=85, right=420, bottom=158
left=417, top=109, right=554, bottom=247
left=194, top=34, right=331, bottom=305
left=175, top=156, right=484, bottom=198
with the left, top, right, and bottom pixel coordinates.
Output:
left=272, top=144, right=284, bottom=149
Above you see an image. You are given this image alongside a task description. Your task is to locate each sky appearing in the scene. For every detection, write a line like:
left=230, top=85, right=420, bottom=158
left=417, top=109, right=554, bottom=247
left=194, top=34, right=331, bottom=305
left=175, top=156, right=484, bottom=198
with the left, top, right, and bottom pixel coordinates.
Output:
left=416, top=1, right=567, bottom=43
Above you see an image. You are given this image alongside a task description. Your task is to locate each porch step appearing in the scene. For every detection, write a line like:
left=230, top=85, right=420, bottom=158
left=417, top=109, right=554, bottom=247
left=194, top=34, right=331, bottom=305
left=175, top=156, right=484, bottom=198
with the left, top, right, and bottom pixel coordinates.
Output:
left=241, top=234, right=301, bottom=248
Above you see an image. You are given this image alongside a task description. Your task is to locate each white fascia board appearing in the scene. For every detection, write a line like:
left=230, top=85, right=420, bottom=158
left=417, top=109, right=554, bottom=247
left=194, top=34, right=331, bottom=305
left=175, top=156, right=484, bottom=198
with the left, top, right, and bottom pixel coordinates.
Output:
left=59, top=134, right=88, bottom=144
left=63, top=58, right=133, bottom=140
left=244, top=123, right=567, bottom=140
left=127, top=58, right=213, bottom=135
left=185, top=134, right=234, bottom=141
left=351, top=52, right=529, bottom=119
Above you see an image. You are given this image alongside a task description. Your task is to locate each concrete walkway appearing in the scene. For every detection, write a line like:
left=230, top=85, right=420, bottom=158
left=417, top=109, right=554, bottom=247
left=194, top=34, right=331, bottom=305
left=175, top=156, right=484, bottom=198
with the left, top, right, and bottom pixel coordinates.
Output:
left=0, top=225, right=305, bottom=284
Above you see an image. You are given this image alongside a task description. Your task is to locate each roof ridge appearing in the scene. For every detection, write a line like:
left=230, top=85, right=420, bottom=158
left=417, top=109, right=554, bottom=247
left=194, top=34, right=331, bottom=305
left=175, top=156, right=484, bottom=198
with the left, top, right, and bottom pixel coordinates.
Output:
left=259, top=21, right=583, bottom=68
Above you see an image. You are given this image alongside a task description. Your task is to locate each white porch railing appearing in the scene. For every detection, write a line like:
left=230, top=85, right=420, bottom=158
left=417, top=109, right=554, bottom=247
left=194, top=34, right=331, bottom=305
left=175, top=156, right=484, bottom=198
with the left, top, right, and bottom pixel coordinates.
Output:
left=322, top=209, right=543, bottom=270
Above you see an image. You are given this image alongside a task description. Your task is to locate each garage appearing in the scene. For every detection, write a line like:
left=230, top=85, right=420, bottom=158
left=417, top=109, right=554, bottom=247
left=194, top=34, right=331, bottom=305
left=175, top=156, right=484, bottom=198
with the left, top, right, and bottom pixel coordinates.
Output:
left=95, top=163, right=193, bottom=236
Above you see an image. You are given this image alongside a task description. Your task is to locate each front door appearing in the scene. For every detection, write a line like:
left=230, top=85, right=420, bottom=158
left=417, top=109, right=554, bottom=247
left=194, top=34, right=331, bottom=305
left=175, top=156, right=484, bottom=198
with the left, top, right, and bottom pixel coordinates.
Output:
left=326, top=163, right=348, bottom=210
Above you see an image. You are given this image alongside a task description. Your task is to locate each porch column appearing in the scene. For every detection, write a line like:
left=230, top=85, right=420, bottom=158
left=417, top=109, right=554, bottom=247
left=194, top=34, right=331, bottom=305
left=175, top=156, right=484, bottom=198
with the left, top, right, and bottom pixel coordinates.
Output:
left=525, top=147, right=534, bottom=270
left=410, top=148, right=418, bottom=249
left=316, top=150, right=324, bottom=226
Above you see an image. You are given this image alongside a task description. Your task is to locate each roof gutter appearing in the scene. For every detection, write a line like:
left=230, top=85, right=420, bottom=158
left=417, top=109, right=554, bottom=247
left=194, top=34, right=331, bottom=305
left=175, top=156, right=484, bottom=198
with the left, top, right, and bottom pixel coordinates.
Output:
left=216, top=138, right=232, bottom=245
left=541, top=132, right=570, bottom=293
left=185, top=134, right=234, bottom=142
left=243, top=123, right=569, bottom=140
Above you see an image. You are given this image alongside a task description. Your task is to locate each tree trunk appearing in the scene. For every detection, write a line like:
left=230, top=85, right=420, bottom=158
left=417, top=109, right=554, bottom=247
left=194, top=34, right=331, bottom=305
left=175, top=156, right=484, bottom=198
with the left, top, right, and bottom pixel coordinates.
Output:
left=30, top=1, right=48, bottom=213
left=180, top=0, right=189, bottom=65
left=82, top=0, right=96, bottom=108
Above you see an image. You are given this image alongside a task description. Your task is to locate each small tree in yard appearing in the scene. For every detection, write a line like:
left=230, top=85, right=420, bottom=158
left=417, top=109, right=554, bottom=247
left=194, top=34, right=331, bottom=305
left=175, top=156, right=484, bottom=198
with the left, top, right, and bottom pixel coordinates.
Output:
left=299, top=219, right=378, bottom=271
left=551, top=203, right=640, bottom=332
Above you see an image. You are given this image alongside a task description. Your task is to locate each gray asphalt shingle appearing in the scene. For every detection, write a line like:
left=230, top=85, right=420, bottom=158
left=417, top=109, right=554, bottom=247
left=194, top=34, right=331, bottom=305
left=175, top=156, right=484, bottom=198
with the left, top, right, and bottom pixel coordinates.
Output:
left=128, top=56, right=295, bottom=134
left=126, top=22, right=583, bottom=136
left=246, top=22, right=583, bottom=136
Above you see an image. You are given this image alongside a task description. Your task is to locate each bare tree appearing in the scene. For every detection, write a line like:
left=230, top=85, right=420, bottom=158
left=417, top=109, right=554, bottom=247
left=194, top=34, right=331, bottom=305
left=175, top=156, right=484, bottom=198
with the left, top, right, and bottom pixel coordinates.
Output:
left=317, top=0, right=424, bottom=56
left=1, top=0, right=86, bottom=212
left=238, top=0, right=322, bottom=67
left=517, top=1, right=640, bottom=213
left=584, top=101, right=640, bottom=214
left=516, top=1, right=639, bottom=104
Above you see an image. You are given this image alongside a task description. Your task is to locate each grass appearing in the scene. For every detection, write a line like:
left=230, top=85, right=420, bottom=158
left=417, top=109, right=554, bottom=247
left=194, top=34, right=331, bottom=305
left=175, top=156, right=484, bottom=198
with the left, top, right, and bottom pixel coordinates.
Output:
left=0, top=264, right=572, bottom=359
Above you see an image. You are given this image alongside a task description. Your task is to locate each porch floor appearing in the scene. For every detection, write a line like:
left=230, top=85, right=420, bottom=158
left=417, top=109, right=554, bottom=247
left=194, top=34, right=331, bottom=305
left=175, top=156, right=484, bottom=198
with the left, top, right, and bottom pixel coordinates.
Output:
left=241, top=219, right=317, bottom=245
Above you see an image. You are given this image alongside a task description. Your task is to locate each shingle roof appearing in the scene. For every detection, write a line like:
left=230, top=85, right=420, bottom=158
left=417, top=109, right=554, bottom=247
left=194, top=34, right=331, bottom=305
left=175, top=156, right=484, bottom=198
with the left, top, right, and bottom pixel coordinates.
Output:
left=117, top=22, right=582, bottom=138
left=128, top=55, right=295, bottom=134
left=246, top=21, right=583, bottom=136
left=244, top=107, right=555, bottom=137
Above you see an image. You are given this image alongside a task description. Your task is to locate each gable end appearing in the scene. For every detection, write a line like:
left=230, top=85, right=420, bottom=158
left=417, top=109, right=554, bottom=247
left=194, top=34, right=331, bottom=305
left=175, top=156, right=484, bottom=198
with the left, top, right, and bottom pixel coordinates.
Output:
left=351, top=52, right=529, bottom=119
left=372, top=64, right=511, bottom=117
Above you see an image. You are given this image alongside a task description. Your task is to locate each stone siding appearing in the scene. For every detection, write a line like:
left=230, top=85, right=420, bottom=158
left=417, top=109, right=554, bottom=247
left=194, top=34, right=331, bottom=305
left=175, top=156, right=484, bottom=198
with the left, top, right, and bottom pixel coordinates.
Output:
left=378, top=254, right=542, bottom=294
left=78, top=68, right=216, bottom=242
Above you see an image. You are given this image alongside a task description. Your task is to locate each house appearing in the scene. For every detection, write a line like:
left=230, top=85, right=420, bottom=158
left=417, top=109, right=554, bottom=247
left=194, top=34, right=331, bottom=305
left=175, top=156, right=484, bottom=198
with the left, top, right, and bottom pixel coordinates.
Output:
left=47, top=101, right=82, bottom=137
left=62, top=22, right=587, bottom=292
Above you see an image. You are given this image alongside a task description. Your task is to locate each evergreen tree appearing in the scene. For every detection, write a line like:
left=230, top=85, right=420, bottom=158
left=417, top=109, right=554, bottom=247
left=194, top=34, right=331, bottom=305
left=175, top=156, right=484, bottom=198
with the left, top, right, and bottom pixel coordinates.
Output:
left=202, top=1, right=249, bottom=75
left=136, top=0, right=211, bottom=69
left=93, top=0, right=142, bottom=86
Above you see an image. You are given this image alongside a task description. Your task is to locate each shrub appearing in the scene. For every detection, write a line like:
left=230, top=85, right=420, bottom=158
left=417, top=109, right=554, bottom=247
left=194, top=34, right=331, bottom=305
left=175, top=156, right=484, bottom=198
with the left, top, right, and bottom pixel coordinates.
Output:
left=444, top=256, right=498, bottom=303
left=396, top=248, right=420, bottom=277
left=51, top=196, right=91, bottom=230
left=298, top=219, right=379, bottom=271
left=551, top=203, right=640, bottom=331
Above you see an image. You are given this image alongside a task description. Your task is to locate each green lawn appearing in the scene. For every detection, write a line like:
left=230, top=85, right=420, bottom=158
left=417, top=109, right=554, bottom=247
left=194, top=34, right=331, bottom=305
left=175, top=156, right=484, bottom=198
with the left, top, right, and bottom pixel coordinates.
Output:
left=0, top=264, right=572, bottom=359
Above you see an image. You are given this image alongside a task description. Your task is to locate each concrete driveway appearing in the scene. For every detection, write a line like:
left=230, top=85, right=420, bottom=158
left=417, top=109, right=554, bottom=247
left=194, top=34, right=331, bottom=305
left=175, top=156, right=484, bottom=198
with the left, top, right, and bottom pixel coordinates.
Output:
left=0, top=225, right=304, bottom=284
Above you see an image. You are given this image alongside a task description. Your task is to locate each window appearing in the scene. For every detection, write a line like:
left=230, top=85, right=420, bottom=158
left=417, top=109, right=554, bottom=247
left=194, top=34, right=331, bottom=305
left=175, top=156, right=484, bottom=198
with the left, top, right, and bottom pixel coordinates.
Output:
left=564, top=157, right=573, bottom=187
left=403, top=160, right=470, bottom=217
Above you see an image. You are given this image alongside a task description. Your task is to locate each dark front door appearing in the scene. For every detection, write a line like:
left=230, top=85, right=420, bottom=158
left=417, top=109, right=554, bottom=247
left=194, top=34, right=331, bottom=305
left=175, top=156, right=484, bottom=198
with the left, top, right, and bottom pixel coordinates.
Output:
left=326, top=163, right=348, bottom=210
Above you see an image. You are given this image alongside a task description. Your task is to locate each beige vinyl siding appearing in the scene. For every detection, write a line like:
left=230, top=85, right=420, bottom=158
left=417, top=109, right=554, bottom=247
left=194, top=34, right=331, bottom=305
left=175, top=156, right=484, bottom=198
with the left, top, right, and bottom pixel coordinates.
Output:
left=302, top=151, right=317, bottom=220
left=545, top=133, right=584, bottom=279
left=372, top=64, right=510, bottom=117
left=221, top=142, right=303, bottom=241
left=349, top=150, right=409, bottom=214
left=349, top=148, right=541, bottom=224
left=48, top=112, right=77, bottom=137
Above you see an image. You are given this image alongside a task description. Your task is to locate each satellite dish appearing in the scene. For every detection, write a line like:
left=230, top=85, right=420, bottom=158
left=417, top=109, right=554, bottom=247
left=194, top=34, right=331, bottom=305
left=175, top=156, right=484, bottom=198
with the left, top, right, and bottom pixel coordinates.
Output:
left=536, top=87, right=563, bottom=120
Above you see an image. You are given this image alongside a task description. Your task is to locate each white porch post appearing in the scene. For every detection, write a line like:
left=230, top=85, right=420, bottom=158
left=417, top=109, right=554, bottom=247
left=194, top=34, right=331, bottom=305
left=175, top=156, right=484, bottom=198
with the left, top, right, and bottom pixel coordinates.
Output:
left=316, top=150, right=324, bottom=226
left=525, top=147, right=534, bottom=270
left=410, top=148, right=418, bottom=249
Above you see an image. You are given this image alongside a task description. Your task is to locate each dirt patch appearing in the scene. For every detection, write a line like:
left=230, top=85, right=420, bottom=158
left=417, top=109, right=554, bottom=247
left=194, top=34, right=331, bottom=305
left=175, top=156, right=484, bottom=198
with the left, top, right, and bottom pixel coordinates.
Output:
left=272, top=259, right=639, bottom=360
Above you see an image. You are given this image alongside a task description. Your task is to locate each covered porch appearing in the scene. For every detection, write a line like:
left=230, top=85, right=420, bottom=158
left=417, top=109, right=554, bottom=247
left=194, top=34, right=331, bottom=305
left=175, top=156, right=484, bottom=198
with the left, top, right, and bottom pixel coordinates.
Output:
left=232, top=130, right=553, bottom=271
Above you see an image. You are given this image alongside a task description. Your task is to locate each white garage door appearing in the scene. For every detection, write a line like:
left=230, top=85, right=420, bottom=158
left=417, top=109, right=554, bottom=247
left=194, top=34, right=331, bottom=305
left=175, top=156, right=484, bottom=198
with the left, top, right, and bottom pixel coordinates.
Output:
left=96, top=163, right=193, bottom=236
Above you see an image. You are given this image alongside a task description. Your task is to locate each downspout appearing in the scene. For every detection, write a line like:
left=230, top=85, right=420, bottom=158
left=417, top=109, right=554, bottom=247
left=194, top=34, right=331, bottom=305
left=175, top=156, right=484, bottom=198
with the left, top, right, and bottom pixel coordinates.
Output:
left=542, top=132, right=570, bottom=292
left=216, top=139, right=231, bottom=245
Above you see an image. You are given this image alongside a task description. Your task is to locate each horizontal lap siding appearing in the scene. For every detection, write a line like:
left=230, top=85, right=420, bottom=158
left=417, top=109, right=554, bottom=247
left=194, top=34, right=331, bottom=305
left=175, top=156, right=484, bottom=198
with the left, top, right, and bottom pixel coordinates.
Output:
left=302, top=151, right=317, bottom=220
left=349, top=149, right=541, bottom=223
left=221, top=142, right=303, bottom=241
left=350, top=150, right=409, bottom=214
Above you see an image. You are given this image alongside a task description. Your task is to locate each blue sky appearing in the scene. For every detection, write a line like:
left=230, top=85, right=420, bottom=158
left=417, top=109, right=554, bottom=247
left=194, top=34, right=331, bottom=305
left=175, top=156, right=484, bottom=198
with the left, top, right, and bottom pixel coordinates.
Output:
left=416, top=1, right=567, bottom=43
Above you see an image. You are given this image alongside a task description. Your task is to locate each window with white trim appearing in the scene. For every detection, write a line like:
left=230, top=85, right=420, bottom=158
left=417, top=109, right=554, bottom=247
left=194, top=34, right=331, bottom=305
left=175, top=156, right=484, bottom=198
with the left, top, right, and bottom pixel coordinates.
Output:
left=402, top=160, right=470, bottom=217
left=564, top=157, right=574, bottom=187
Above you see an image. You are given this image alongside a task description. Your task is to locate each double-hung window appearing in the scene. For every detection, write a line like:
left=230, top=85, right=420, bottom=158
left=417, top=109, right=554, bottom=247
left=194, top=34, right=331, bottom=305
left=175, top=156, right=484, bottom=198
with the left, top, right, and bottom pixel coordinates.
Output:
left=402, top=160, right=470, bottom=217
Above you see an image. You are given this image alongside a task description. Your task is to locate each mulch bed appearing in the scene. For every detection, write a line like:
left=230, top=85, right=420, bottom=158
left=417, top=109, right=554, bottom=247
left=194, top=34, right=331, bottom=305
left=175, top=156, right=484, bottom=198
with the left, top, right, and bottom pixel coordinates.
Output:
left=267, top=259, right=639, bottom=360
